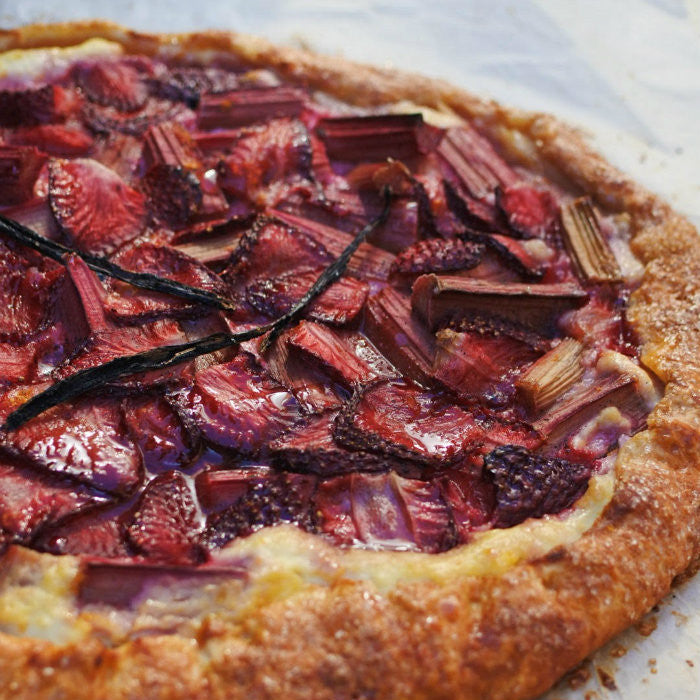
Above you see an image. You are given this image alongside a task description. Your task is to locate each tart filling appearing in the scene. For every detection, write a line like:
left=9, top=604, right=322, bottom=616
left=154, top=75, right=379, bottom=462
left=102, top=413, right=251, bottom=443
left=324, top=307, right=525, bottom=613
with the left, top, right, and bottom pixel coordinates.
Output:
left=0, top=39, right=660, bottom=614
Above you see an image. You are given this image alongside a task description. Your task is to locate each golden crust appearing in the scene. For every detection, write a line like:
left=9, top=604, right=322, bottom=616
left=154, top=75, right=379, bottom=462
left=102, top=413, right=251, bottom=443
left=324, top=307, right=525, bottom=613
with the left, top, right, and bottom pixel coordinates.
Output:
left=0, top=19, right=699, bottom=700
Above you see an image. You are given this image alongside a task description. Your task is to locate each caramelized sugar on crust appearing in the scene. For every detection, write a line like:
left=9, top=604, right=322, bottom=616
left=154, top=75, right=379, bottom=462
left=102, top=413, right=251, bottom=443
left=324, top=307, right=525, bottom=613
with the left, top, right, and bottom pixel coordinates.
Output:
left=0, top=22, right=697, bottom=700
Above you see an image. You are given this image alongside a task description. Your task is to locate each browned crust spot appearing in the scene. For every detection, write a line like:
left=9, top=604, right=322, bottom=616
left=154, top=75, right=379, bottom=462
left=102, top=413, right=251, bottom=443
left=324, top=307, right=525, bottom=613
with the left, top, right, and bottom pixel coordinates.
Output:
left=0, top=20, right=699, bottom=700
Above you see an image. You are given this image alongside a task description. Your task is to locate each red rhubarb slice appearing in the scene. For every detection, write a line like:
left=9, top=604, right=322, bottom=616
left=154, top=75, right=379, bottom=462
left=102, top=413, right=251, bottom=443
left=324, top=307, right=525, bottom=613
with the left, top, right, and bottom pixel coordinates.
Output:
left=10, top=124, right=94, bottom=157
left=411, top=274, right=588, bottom=335
left=198, top=88, right=305, bottom=129
left=0, top=85, right=58, bottom=127
left=195, top=466, right=272, bottom=512
left=49, top=158, right=147, bottom=255
left=315, top=471, right=451, bottom=552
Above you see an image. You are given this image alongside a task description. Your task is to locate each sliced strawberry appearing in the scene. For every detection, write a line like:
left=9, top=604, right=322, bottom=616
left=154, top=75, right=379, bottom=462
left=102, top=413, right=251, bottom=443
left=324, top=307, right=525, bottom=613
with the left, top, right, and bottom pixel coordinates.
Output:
left=217, top=119, right=313, bottom=206
left=390, top=237, right=484, bottom=282
left=0, top=457, right=108, bottom=543
left=0, top=146, right=46, bottom=205
left=125, top=471, right=205, bottom=564
left=180, top=354, right=300, bottom=454
left=495, top=185, right=559, bottom=239
left=148, top=67, right=240, bottom=108
left=1, top=393, right=143, bottom=496
left=49, top=158, right=146, bottom=255
left=36, top=508, right=130, bottom=558
left=195, top=466, right=272, bottom=512
left=10, top=124, right=94, bottom=157
left=75, top=60, right=148, bottom=112
left=123, top=395, right=198, bottom=473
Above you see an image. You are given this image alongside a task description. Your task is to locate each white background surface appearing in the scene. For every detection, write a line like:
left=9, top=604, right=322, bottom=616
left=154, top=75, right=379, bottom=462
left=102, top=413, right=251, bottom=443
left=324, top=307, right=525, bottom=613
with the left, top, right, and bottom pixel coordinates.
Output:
left=1, top=1, right=699, bottom=698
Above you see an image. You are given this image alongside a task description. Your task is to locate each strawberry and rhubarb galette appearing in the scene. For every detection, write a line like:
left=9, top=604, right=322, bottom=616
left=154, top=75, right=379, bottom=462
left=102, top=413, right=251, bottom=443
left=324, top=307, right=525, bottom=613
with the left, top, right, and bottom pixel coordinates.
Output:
left=0, top=21, right=698, bottom=700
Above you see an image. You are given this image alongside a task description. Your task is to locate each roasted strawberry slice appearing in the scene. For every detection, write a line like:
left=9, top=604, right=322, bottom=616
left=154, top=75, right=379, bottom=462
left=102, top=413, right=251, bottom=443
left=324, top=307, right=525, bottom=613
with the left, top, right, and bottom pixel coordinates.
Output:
left=389, top=237, right=485, bottom=282
left=270, top=209, right=395, bottom=282
left=246, top=269, right=368, bottom=326
left=0, top=457, right=108, bottom=544
left=148, top=67, right=240, bottom=108
left=484, top=445, right=591, bottom=527
left=48, top=158, right=147, bottom=255
left=437, top=125, right=519, bottom=199
left=217, top=119, right=313, bottom=206
left=9, top=124, right=94, bottom=157
left=75, top=59, right=148, bottom=112
left=411, top=274, right=588, bottom=335
left=0, top=85, right=58, bottom=127
left=198, top=87, right=305, bottom=129
left=125, top=471, right=205, bottom=564
left=123, top=395, right=198, bottom=473
left=314, top=471, right=452, bottom=552
left=270, top=412, right=401, bottom=476
left=316, top=114, right=439, bottom=162
left=1, top=393, right=143, bottom=496
left=0, top=146, right=46, bottom=205
left=224, top=218, right=332, bottom=292
left=204, top=471, right=316, bottom=548
left=180, top=355, right=300, bottom=454
left=334, top=381, right=486, bottom=468
left=104, top=242, right=229, bottom=321
left=36, top=507, right=130, bottom=558
left=0, top=240, right=62, bottom=340
left=364, top=287, right=437, bottom=387
left=195, top=466, right=272, bottom=512
left=495, top=185, right=559, bottom=239
left=432, top=328, right=542, bottom=406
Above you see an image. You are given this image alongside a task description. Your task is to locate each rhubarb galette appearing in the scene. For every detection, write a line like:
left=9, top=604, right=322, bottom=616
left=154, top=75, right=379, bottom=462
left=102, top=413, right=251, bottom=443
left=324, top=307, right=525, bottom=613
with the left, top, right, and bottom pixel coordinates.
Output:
left=0, top=21, right=698, bottom=700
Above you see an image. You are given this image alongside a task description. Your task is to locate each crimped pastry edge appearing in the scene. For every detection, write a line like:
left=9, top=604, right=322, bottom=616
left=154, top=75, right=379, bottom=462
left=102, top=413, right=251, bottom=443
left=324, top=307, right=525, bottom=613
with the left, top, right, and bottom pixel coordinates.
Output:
left=0, top=20, right=698, bottom=700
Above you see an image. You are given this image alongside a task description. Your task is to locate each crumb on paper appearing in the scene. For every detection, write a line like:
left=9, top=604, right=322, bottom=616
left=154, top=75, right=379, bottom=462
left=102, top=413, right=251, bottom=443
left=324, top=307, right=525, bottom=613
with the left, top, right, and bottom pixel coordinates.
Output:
left=596, top=667, right=617, bottom=691
left=686, top=659, right=695, bottom=668
left=609, top=644, right=627, bottom=658
left=584, top=692, right=600, bottom=700
left=566, top=662, right=591, bottom=689
left=648, top=658, right=657, bottom=675
left=635, top=614, right=658, bottom=637
left=671, top=610, right=689, bottom=626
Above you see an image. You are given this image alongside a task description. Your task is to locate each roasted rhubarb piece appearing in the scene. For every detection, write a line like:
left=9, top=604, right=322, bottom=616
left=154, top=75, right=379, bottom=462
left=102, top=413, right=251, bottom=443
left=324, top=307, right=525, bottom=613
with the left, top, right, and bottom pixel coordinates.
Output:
left=495, top=185, right=559, bottom=239
left=197, top=87, right=304, bottom=129
left=560, top=197, right=622, bottom=283
left=314, top=471, right=451, bottom=552
left=9, top=124, right=95, bottom=156
left=0, top=85, right=58, bottom=128
left=411, top=274, right=588, bottom=335
left=533, top=372, right=648, bottom=451
left=437, top=125, right=518, bottom=199
left=364, top=287, right=436, bottom=387
left=270, top=209, right=395, bottom=281
left=439, top=466, right=495, bottom=540
left=246, top=269, right=368, bottom=325
left=390, top=238, right=485, bottom=281
left=123, top=395, right=197, bottom=473
left=316, top=114, right=438, bottom=162
left=0, top=395, right=142, bottom=496
left=0, top=146, right=46, bottom=205
left=48, top=158, right=147, bottom=255
left=334, top=381, right=486, bottom=467
left=195, top=466, right=272, bottom=512
left=75, top=59, right=149, bottom=112
left=180, top=355, right=300, bottom=454
left=204, top=471, right=316, bottom=548
left=0, top=457, right=107, bottom=544
left=484, top=445, right=591, bottom=527
left=516, top=338, right=584, bottom=414
left=125, top=471, right=205, bottom=564
left=432, top=328, right=541, bottom=405
left=271, top=412, right=400, bottom=476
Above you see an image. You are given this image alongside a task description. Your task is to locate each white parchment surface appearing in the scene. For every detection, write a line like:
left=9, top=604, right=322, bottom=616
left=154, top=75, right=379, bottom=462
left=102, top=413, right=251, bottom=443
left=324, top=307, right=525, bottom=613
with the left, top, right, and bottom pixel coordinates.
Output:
left=1, top=1, right=699, bottom=698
